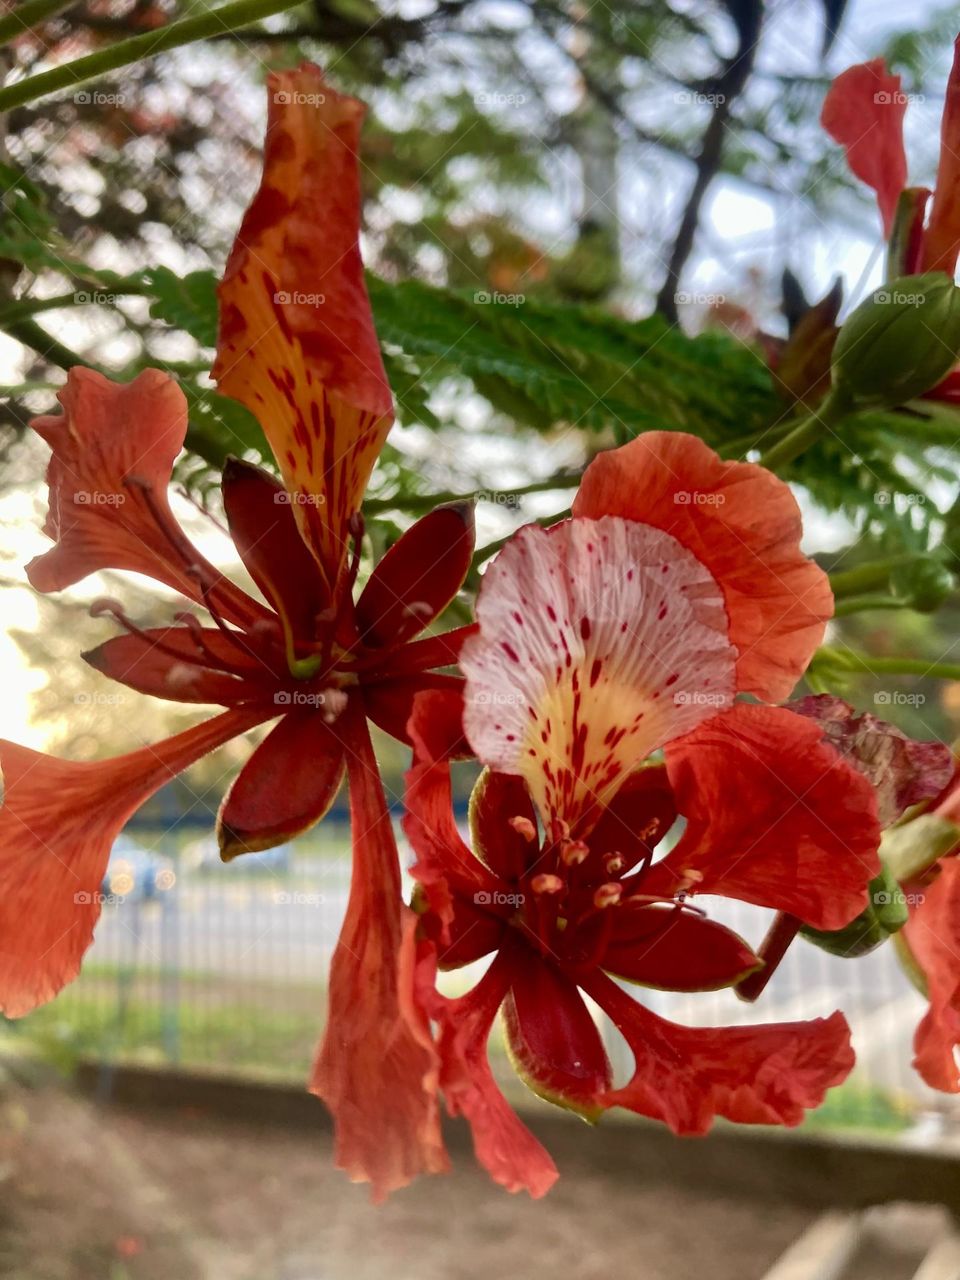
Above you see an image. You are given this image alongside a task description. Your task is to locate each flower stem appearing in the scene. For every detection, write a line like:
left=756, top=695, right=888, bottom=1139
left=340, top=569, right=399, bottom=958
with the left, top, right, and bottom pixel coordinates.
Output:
left=758, top=386, right=853, bottom=472
left=0, top=0, right=306, bottom=111
left=737, top=912, right=801, bottom=1003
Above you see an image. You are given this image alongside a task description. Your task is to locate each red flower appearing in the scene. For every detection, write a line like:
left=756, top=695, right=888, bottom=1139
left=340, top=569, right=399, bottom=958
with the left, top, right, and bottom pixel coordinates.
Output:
left=0, top=64, right=469, bottom=1198
left=892, top=773, right=960, bottom=1093
left=901, top=857, right=960, bottom=1092
left=821, top=39, right=960, bottom=275
left=403, top=432, right=881, bottom=1195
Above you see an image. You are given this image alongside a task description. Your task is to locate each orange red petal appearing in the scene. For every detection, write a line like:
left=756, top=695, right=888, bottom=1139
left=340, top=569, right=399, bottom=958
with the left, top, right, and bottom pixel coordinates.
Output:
left=820, top=58, right=908, bottom=237
left=647, top=703, right=881, bottom=931
left=0, top=708, right=264, bottom=1018
left=310, top=705, right=447, bottom=1199
left=214, top=64, right=392, bottom=590
left=902, top=857, right=960, bottom=1092
left=586, top=969, right=855, bottom=1132
left=27, top=370, right=256, bottom=628
left=921, top=36, right=960, bottom=275
left=573, top=433, right=832, bottom=702
left=217, top=708, right=345, bottom=859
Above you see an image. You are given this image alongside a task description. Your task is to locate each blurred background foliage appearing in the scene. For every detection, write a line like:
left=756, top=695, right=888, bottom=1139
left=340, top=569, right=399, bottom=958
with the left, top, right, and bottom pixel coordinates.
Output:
left=3, top=0, right=960, bottom=785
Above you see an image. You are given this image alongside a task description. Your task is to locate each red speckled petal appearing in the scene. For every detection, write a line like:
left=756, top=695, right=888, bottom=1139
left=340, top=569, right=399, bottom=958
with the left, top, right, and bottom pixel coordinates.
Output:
left=0, top=708, right=266, bottom=1019
left=460, top=517, right=736, bottom=831
left=573, top=433, right=832, bottom=703
left=821, top=58, right=908, bottom=237
left=789, top=694, right=953, bottom=826
left=213, top=65, right=392, bottom=590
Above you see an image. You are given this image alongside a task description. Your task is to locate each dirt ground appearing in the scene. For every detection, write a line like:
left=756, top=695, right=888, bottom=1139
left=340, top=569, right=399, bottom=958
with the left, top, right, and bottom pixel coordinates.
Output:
left=0, top=1069, right=816, bottom=1280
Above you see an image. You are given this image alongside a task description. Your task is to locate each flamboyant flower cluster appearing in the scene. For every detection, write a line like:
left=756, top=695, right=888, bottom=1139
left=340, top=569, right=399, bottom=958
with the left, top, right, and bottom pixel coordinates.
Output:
left=0, top=59, right=956, bottom=1202
left=402, top=434, right=887, bottom=1194
left=0, top=65, right=469, bottom=1187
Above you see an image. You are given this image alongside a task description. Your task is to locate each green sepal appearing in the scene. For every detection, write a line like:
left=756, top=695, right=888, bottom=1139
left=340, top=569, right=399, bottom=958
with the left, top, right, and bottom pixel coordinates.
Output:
left=800, top=866, right=907, bottom=958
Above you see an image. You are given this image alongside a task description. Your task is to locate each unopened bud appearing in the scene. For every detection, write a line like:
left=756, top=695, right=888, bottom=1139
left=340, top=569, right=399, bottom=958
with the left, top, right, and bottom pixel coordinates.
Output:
left=604, top=853, right=625, bottom=875
left=800, top=866, right=908, bottom=958
left=831, top=272, right=960, bottom=410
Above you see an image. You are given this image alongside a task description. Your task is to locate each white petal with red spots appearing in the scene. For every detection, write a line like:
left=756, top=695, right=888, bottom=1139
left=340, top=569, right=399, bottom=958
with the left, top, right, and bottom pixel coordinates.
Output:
left=460, top=516, right=737, bottom=830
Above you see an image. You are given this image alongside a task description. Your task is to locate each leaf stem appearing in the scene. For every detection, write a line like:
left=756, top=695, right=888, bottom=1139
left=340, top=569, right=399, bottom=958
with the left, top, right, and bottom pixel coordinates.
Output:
left=758, top=386, right=853, bottom=471
left=364, top=474, right=580, bottom=516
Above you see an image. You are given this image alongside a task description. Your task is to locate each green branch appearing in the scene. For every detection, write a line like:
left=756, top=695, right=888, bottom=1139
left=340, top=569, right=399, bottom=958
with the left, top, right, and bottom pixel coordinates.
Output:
left=0, top=0, right=307, bottom=111
left=843, top=653, right=960, bottom=681
left=364, top=473, right=580, bottom=517
left=829, top=553, right=929, bottom=599
left=759, top=387, right=853, bottom=472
